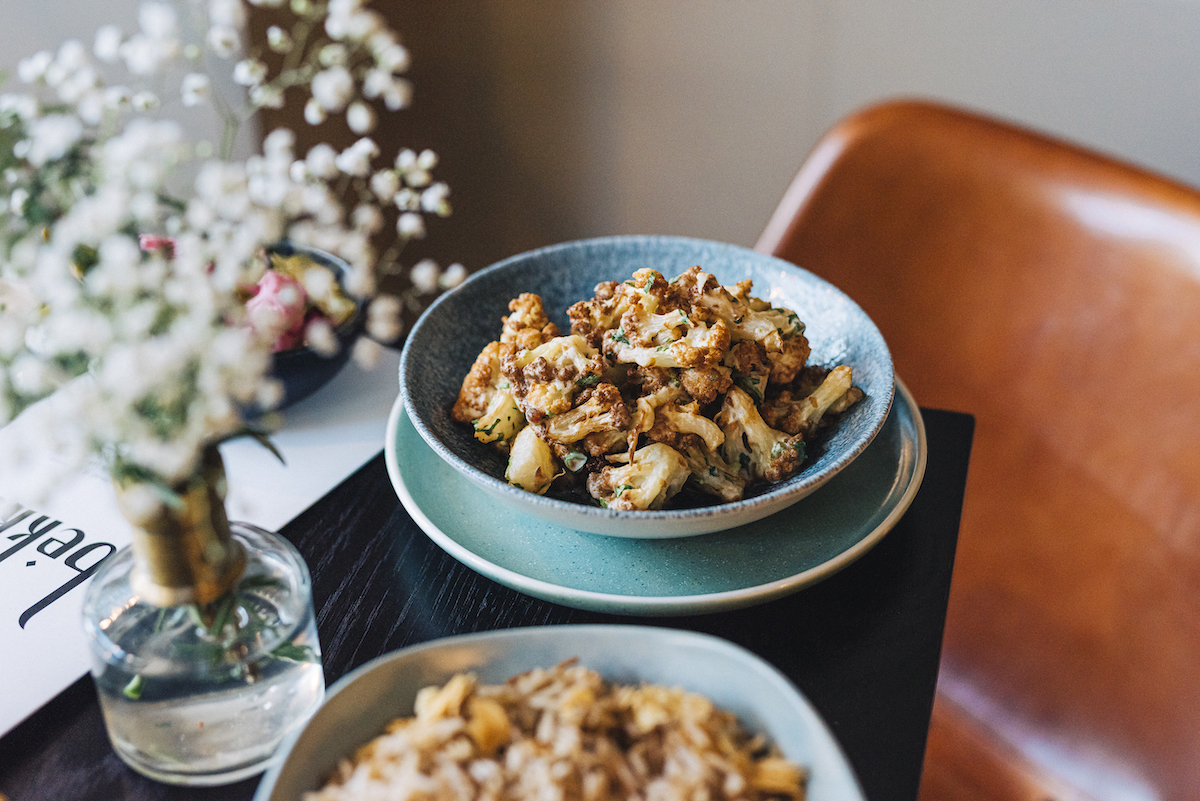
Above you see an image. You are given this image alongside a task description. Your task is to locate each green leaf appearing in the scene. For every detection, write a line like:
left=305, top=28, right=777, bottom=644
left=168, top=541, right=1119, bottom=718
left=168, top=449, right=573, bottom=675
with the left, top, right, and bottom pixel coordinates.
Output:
left=123, top=674, right=145, bottom=700
left=214, top=428, right=286, bottom=466
left=271, top=642, right=319, bottom=663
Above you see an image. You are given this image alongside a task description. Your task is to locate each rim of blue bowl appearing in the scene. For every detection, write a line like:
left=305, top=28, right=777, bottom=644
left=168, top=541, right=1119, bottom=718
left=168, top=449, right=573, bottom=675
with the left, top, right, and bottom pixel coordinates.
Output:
left=399, top=234, right=894, bottom=527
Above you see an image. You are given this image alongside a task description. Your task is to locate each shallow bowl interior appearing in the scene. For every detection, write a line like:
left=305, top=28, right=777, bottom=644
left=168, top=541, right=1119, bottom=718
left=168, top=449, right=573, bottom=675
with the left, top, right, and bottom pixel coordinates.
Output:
left=254, top=625, right=865, bottom=801
left=400, top=235, right=893, bottom=537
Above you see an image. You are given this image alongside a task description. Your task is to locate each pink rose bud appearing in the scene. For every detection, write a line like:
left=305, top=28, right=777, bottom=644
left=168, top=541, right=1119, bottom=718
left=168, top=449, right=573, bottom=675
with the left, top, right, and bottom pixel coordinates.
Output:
left=138, top=234, right=176, bottom=259
left=247, top=270, right=309, bottom=351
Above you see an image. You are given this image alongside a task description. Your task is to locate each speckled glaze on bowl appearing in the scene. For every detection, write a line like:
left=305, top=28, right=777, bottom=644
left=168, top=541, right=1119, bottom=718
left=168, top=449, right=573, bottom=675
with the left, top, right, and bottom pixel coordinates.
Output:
left=399, top=235, right=893, bottom=538
left=253, top=626, right=865, bottom=801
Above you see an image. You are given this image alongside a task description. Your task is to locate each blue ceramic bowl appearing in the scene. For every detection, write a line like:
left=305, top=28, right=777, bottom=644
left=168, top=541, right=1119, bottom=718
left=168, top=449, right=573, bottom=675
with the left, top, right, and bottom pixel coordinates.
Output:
left=254, top=625, right=865, bottom=801
left=399, top=235, right=894, bottom=538
left=267, top=243, right=366, bottom=409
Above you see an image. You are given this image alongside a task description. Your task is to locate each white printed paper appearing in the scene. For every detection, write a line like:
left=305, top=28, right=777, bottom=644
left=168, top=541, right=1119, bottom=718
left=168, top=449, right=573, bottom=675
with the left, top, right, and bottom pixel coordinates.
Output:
left=0, top=349, right=401, bottom=735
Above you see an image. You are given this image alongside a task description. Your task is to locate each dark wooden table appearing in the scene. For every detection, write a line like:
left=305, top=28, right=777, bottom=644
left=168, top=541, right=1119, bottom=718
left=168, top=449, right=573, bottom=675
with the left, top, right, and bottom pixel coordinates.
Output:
left=0, top=408, right=973, bottom=801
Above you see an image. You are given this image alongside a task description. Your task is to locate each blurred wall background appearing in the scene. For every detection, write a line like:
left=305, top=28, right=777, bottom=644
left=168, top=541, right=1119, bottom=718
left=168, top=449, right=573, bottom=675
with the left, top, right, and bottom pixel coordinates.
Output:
left=5, top=0, right=1200, bottom=275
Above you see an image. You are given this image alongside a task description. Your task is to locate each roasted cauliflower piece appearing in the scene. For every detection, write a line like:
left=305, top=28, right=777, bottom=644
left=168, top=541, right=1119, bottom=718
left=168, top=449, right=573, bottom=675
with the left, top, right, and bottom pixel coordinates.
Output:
left=645, top=400, right=725, bottom=453
left=717, top=385, right=806, bottom=483
left=761, top=365, right=860, bottom=437
left=566, top=272, right=653, bottom=350
left=542, top=383, right=631, bottom=444
left=501, top=293, right=559, bottom=350
left=502, top=334, right=604, bottom=424
left=452, top=341, right=509, bottom=424
left=682, top=443, right=747, bottom=503
left=471, top=390, right=524, bottom=447
left=586, top=442, right=690, bottom=510
left=505, top=426, right=561, bottom=494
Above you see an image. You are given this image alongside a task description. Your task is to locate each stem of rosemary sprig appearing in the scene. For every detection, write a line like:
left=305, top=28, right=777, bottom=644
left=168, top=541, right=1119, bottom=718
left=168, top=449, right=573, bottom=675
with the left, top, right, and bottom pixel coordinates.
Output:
left=120, top=574, right=316, bottom=701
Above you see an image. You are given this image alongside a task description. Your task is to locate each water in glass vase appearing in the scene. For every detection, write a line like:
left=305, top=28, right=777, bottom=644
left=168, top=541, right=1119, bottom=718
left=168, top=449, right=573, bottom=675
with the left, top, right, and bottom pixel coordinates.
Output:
left=83, top=523, right=325, bottom=785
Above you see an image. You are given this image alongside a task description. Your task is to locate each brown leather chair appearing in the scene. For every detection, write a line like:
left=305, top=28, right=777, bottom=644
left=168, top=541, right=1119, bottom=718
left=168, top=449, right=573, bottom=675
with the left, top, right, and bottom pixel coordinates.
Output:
left=756, top=100, right=1200, bottom=801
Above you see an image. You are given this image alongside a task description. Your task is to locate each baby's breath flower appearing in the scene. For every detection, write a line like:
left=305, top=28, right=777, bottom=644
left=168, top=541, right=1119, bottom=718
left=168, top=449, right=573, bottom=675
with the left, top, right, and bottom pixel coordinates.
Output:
left=351, top=203, right=383, bottom=233
left=94, top=26, right=124, bottom=63
left=305, top=143, right=338, bottom=178
left=77, top=91, right=107, bottom=125
left=319, top=44, right=349, bottom=67
left=304, top=317, right=337, bottom=356
left=17, top=51, right=53, bottom=83
left=334, top=137, right=378, bottom=177
left=139, top=3, right=179, bottom=40
left=351, top=336, right=382, bottom=368
left=409, top=259, right=439, bottom=293
left=303, top=97, right=327, bottom=125
left=26, top=114, right=83, bottom=166
left=207, top=26, right=240, bottom=58
left=104, top=85, right=133, bottom=109
left=181, top=73, right=212, bottom=107
left=250, top=85, right=284, bottom=109
left=375, top=43, right=410, bottom=74
left=365, top=294, right=401, bottom=341
left=208, top=0, right=248, bottom=31
left=369, top=170, right=398, bottom=200
left=233, top=59, right=268, bottom=86
left=131, top=91, right=160, bottom=112
left=396, top=211, right=424, bottom=239
left=311, top=66, right=354, bottom=112
left=267, top=26, right=293, bottom=53
left=346, top=101, right=376, bottom=134
left=392, top=187, right=418, bottom=211
left=420, top=182, right=450, bottom=215
left=439, top=262, right=467, bottom=289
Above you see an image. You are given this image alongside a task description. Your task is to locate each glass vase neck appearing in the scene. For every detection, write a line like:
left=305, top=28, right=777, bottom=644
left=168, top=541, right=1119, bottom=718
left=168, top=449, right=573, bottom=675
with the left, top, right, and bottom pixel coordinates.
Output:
left=115, top=447, right=246, bottom=607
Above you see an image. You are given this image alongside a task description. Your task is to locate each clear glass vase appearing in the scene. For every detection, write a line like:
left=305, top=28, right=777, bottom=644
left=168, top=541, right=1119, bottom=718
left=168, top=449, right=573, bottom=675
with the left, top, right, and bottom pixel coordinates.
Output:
left=81, top=450, right=325, bottom=785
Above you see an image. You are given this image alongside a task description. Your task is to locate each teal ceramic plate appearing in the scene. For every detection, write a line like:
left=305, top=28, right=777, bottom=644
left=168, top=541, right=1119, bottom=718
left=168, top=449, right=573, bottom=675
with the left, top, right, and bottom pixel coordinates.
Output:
left=253, top=626, right=865, bottom=801
left=384, top=379, right=925, bottom=616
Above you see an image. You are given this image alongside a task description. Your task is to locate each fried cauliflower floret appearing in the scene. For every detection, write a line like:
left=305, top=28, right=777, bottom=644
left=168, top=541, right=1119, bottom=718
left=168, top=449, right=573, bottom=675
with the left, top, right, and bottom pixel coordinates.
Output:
left=645, top=400, right=725, bottom=453
left=586, top=443, right=690, bottom=510
left=501, top=293, right=559, bottom=350
left=682, top=444, right=746, bottom=503
left=606, top=307, right=730, bottom=370
left=452, top=340, right=516, bottom=423
left=542, top=383, right=631, bottom=444
left=502, top=335, right=604, bottom=424
left=567, top=269, right=667, bottom=349
left=677, top=365, right=733, bottom=405
left=761, top=365, right=860, bottom=437
left=628, top=385, right=690, bottom=454
left=717, top=386, right=806, bottom=483
left=505, top=426, right=561, bottom=495
left=471, top=390, right=524, bottom=448
left=766, top=332, right=812, bottom=385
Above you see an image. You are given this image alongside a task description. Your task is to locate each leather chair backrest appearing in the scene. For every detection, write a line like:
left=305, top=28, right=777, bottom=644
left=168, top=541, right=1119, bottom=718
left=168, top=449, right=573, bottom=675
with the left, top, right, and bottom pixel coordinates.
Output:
left=757, top=99, right=1200, bottom=801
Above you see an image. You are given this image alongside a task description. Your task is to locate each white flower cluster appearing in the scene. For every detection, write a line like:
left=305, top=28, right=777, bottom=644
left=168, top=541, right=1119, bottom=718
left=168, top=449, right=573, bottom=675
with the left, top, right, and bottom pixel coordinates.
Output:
left=0, top=0, right=460, bottom=493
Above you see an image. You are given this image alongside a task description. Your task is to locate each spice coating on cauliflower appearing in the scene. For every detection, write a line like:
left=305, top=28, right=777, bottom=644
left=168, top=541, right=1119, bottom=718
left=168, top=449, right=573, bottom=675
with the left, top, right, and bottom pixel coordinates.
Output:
left=453, top=266, right=865, bottom=510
